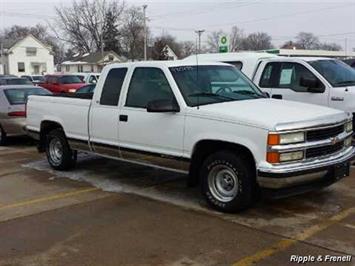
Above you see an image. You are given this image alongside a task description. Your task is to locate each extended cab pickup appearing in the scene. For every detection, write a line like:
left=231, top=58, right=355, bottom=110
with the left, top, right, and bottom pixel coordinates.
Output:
left=26, top=61, right=355, bottom=212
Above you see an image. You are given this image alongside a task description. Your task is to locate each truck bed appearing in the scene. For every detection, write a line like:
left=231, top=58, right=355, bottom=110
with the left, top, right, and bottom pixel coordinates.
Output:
left=26, top=95, right=91, bottom=142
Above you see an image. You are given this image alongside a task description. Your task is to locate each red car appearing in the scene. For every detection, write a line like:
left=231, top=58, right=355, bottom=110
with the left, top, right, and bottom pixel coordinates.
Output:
left=39, top=75, right=85, bottom=93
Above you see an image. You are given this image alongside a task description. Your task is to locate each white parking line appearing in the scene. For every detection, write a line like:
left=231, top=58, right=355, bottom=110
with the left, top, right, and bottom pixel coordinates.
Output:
left=344, top=223, right=355, bottom=230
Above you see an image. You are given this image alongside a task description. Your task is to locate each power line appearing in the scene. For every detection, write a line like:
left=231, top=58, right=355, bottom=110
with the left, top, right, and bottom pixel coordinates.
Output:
left=203, top=2, right=355, bottom=28
left=150, top=1, right=260, bottom=20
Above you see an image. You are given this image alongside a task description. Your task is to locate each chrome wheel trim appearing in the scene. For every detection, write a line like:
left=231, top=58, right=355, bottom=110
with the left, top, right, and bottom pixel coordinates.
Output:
left=208, top=165, right=239, bottom=202
left=49, top=137, right=63, bottom=165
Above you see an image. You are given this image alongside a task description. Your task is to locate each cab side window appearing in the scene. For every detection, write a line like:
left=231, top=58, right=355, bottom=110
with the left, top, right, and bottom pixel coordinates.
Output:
left=100, top=68, right=128, bottom=106
left=126, top=67, right=175, bottom=108
left=259, top=62, right=280, bottom=87
left=279, top=63, right=324, bottom=93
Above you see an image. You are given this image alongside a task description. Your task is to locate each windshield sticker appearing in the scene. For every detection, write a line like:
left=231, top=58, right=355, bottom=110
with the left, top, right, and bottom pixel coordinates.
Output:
left=279, top=68, right=293, bottom=85
left=170, top=66, right=195, bottom=72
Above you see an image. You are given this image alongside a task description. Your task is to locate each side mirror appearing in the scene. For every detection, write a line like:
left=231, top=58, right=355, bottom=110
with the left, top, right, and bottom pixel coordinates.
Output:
left=147, top=99, right=180, bottom=113
left=300, top=77, right=325, bottom=93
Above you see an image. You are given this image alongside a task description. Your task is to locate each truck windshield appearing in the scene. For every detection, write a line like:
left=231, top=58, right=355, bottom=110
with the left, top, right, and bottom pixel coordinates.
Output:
left=59, top=76, right=83, bottom=84
left=169, top=65, right=264, bottom=107
left=310, top=59, right=355, bottom=87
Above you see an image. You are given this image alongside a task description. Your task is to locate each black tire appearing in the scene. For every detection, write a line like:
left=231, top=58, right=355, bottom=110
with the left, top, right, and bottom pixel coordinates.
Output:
left=45, top=128, right=77, bottom=170
left=200, top=150, right=255, bottom=213
left=0, top=125, right=7, bottom=146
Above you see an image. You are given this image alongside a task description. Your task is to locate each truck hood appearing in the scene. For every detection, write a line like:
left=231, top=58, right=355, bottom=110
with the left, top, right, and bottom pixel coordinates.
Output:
left=191, top=98, right=350, bottom=131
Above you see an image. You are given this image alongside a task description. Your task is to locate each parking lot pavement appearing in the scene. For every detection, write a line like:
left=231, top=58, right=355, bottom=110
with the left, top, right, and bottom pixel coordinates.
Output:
left=0, top=140, right=354, bottom=266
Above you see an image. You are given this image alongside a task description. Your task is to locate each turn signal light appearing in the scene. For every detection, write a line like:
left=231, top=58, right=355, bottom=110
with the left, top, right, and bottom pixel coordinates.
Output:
left=267, top=134, right=280, bottom=145
left=266, top=152, right=280, bottom=163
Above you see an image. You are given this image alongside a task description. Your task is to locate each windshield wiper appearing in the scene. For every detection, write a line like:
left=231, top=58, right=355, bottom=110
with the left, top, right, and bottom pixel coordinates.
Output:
left=232, top=90, right=261, bottom=98
left=188, top=92, right=235, bottom=101
left=335, top=80, right=355, bottom=85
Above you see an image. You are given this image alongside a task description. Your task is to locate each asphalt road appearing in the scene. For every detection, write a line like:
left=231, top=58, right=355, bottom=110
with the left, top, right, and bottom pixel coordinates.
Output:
left=0, top=138, right=354, bottom=266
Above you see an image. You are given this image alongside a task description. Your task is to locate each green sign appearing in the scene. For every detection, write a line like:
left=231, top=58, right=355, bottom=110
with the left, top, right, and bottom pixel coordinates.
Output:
left=219, top=46, right=228, bottom=53
left=218, top=35, right=229, bottom=53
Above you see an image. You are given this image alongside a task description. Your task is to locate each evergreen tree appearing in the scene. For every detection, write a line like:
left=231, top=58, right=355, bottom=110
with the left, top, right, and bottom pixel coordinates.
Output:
left=102, top=11, right=121, bottom=54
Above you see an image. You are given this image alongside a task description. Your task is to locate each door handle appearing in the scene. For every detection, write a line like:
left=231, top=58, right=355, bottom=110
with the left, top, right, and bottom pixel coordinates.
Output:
left=119, top=115, right=128, bottom=122
left=272, top=94, right=282, bottom=99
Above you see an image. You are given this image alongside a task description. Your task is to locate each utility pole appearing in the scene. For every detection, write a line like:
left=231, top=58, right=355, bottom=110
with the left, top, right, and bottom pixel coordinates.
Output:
left=143, top=5, right=148, bottom=61
left=195, top=29, right=205, bottom=53
left=344, top=38, right=348, bottom=57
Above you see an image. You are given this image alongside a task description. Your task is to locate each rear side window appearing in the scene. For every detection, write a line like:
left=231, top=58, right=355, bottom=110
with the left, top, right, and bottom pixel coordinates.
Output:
left=100, top=68, right=128, bottom=106
left=4, top=88, right=51, bottom=105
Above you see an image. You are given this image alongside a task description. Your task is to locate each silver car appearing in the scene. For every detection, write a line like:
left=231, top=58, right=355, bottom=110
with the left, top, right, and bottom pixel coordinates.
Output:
left=0, top=85, right=51, bottom=145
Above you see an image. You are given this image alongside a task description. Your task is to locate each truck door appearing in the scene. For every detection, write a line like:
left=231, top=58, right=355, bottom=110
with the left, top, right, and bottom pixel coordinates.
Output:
left=118, top=67, right=186, bottom=171
left=258, top=62, right=328, bottom=106
left=89, top=67, right=128, bottom=157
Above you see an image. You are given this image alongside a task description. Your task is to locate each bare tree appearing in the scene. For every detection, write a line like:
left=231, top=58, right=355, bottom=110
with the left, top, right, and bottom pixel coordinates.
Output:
left=180, top=41, right=195, bottom=58
left=54, top=0, right=124, bottom=54
left=241, top=32, right=273, bottom=51
left=318, top=42, right=342, bottom=51
left=280, top=40, right=301, bottom=49
left=295, top=32, right=320, bottom=50
left=229, top=26, right=244, bottom=52
left=206, top=30, right=226, bottom=52
left=120, top=6, right=146, bottom=60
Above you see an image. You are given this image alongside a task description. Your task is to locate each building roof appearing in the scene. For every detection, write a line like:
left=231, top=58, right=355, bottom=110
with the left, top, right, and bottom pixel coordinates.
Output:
left=63, top=51, right=124, bottom=65
left=1, top=34, right=52, bottom=51
left=183, top=52, right=277, bottom=62
left=265, top=48, right=355, bottom=58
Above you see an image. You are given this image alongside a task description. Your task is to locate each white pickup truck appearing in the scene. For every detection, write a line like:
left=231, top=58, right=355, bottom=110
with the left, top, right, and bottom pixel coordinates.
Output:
left=184, top=53, right=355, bottom=129
left=26, top=61, right=354, bottom=212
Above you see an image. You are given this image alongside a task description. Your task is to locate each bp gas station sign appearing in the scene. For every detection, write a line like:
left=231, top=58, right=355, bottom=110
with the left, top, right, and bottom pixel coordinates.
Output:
left=219, top=35, right=229, bottom=53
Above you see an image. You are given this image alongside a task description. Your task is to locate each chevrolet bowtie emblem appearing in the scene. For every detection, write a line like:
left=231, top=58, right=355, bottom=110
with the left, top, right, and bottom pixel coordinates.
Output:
left=331, top=137, right=338, bottom=145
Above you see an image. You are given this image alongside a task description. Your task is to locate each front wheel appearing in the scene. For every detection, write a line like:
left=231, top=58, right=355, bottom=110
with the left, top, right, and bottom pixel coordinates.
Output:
left=45, top=129, right=77, bottom=170
left=0, top=126, right=7, bottom=146
left=200, top=151, right=255, bottom=212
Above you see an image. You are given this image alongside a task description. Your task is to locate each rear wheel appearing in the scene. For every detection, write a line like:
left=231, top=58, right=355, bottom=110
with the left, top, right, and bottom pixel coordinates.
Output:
left=0, top=126, right=7, bottom=146
left=45, top=129, right=76, bottom=170
left=200, top=150, right=255, bottom=212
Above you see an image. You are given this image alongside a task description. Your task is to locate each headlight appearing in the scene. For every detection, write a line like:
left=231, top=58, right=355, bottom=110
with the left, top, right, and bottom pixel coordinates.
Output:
left=68, top=89, right=76, bottom=93
left=345, top=121, right=353, bottom=133
left=266, top=151, right=304, bottom=163
left=344, top=137, right=352, bottom=147
left=279, top=151, right=304, bottom=162
left=268, top=132, right=305, bottom=145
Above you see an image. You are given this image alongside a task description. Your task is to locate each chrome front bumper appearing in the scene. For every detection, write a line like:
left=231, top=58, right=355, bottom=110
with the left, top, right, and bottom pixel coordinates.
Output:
left=257, top=146, right=355, bottom=189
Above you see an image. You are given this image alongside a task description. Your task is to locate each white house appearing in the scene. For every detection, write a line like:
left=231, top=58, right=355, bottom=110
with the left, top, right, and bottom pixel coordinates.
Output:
left=163, top=45, right=178, bottom=60
left=0, top=34, right=54, bottom=76
left=59, top=51, right=124, bottom=74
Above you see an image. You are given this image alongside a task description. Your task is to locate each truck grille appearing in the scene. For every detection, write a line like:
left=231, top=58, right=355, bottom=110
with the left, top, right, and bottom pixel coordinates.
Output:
left=306, top=141, right=344, bottom=159
left=306, top=125, right=344, bottom=141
